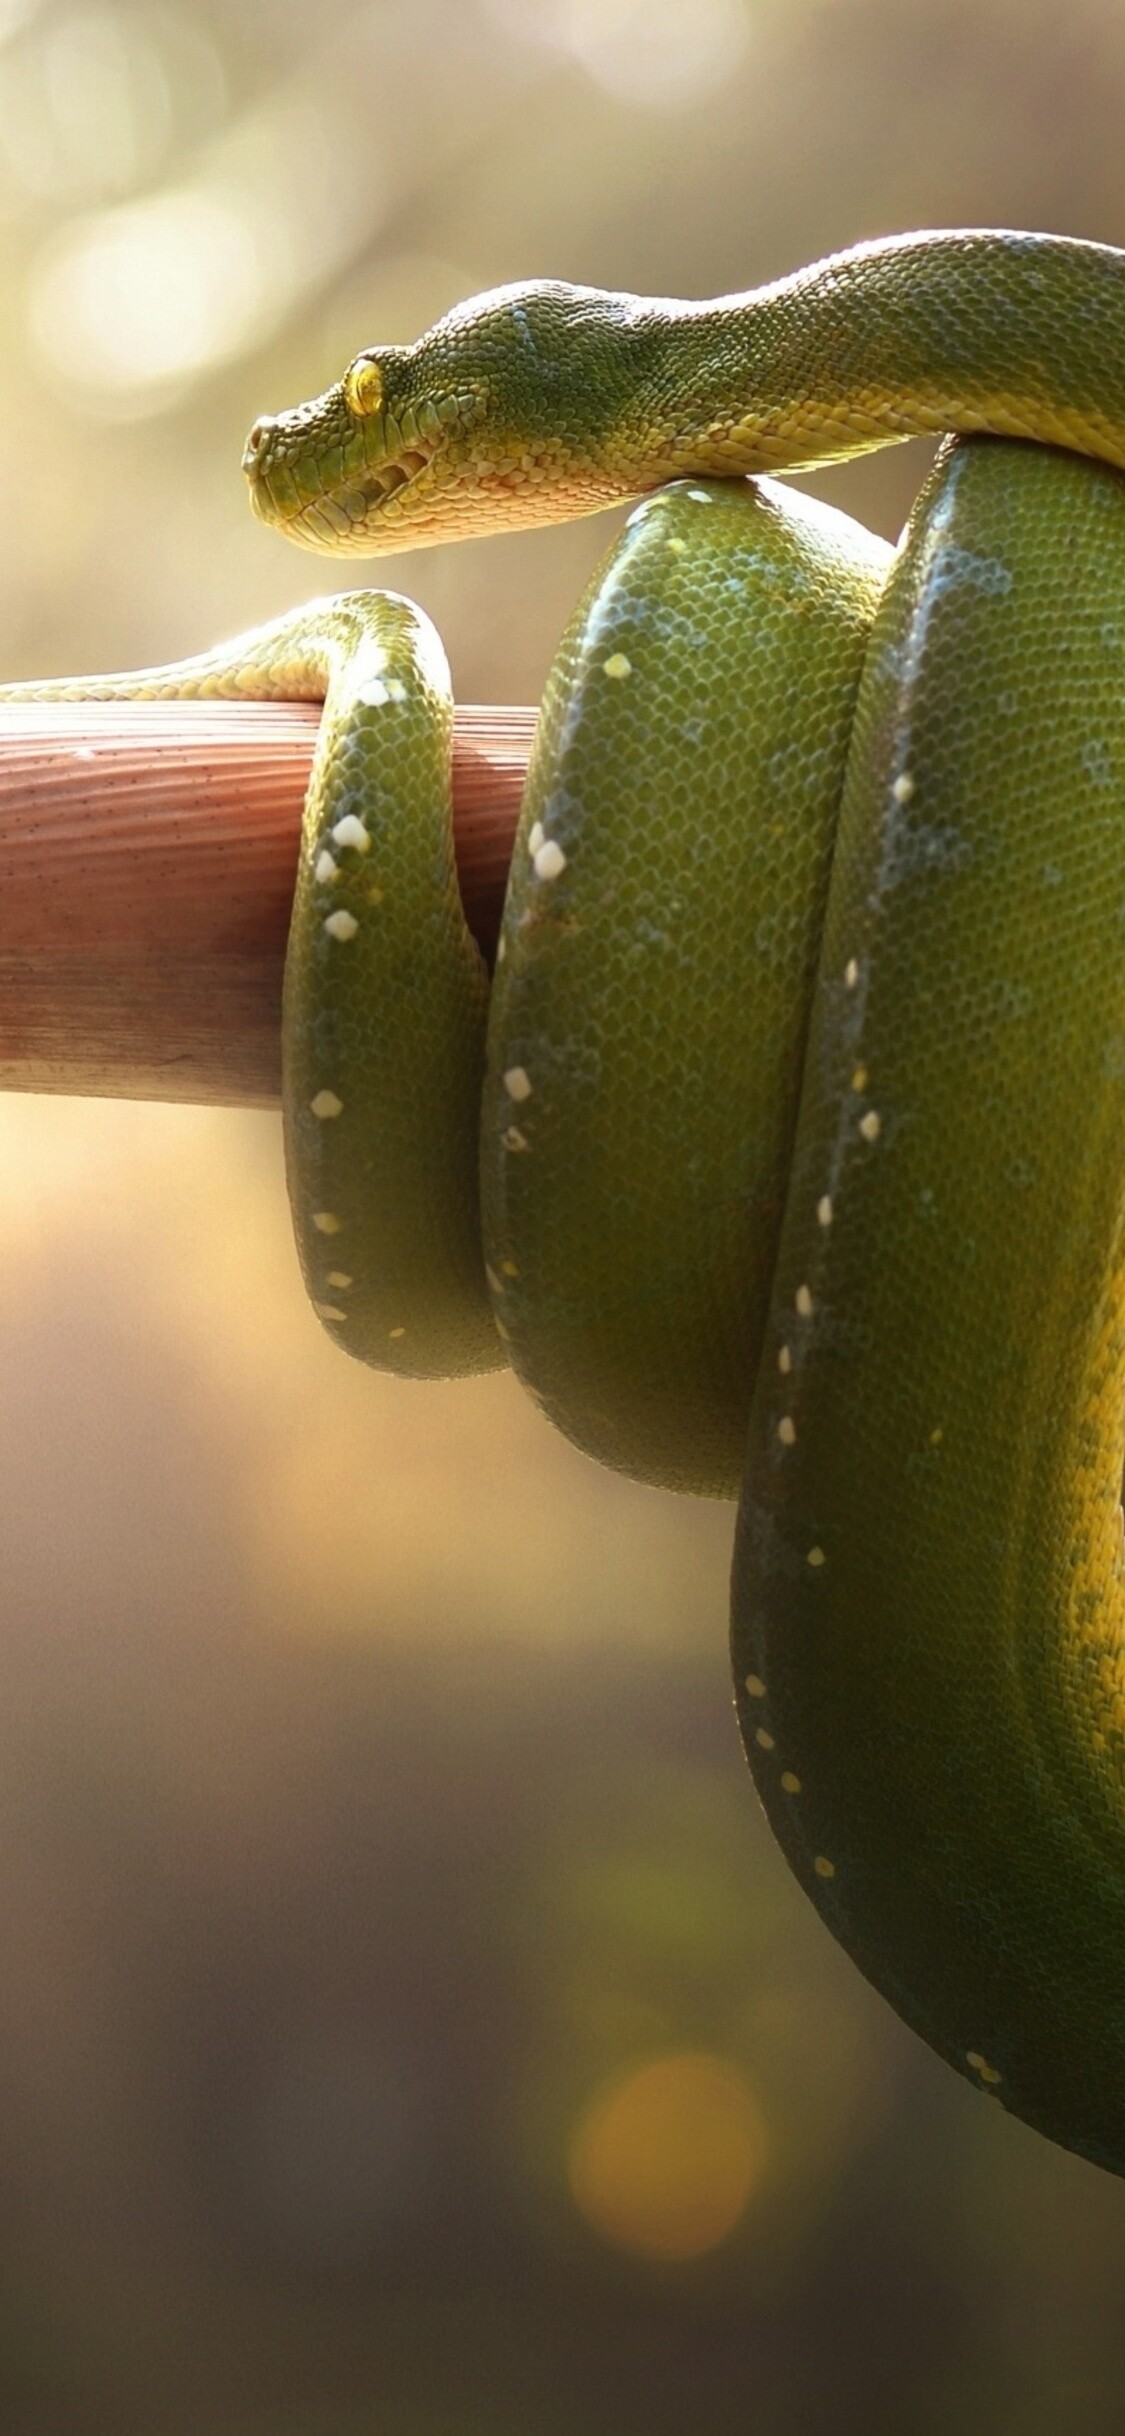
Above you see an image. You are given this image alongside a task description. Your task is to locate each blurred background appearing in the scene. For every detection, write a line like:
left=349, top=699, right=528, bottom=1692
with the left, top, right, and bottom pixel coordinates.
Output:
left=0, top=0, right=1124, bottom=2429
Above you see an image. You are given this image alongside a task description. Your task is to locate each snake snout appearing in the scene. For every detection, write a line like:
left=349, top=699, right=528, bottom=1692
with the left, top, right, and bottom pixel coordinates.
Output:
left=242, top=416, right=276, bottom=476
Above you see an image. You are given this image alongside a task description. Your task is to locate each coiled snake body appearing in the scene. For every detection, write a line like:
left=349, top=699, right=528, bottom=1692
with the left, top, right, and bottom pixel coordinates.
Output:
left=10, top=228, right=1125, bottom=2176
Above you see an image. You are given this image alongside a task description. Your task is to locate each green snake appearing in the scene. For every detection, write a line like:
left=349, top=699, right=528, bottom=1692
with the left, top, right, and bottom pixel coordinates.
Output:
left=8, top=226, right=1125, bottom=2177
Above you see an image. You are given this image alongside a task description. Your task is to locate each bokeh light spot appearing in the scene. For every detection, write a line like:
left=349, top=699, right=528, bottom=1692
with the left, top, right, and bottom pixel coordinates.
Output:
left=30, top=187, right=267, bottom=403
left=0, top=4, right=225, bottom=205
left=567, top=2050, right=767, bottom=2260
left=0, top=0, right=37, bottom=45
left=485, top=0, right=750, bottom=109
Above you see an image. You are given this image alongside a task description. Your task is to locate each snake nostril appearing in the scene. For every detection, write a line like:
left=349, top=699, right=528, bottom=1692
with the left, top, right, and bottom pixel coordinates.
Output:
left=243, top=416, right=274, bottom=471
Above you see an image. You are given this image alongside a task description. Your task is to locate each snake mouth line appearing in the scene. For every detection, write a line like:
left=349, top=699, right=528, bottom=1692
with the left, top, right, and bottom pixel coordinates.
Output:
left=253, top=446, right=436, bottom=548
left=361, top=448, right=430, bottom=506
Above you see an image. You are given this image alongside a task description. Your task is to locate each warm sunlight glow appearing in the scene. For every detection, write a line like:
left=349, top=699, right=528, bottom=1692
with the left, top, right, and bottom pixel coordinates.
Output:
left=567, top=2051, right=767, bottom=2260
left=486, top=0, right=751, bottom=108
left=25, top=77, right=385, bottom=413
left=31, top=187, right=267, bottom=399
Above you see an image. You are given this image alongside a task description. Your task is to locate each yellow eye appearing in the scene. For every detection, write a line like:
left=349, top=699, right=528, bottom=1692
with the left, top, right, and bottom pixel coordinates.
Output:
left=345, top=356, right=383, bottom=418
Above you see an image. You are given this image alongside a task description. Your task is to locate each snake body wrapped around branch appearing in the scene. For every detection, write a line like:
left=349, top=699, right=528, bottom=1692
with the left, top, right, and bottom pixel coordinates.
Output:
left=8, top=228, right=1125, bottom=2177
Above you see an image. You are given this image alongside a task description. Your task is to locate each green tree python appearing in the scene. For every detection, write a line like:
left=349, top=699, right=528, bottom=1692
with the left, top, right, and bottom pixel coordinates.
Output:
left=7, top=225, right=1125, bottom=2177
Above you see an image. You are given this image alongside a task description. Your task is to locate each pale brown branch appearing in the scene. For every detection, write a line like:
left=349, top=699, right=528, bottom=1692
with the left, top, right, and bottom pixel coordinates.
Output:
left=0, top=702, right=535, bottom=1107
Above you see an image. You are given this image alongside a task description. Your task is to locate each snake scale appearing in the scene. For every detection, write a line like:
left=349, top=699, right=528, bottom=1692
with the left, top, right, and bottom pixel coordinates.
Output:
left=8, top=226, right=1125, bottom=2178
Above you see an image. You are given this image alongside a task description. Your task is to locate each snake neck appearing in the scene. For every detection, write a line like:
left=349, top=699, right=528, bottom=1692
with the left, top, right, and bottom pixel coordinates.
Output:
left=605, top=229, right=1125, bottom=491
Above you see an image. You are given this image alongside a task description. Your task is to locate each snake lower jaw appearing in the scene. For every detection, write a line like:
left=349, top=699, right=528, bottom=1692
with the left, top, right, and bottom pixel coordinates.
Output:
left=247, top=441, right=444, bottom=553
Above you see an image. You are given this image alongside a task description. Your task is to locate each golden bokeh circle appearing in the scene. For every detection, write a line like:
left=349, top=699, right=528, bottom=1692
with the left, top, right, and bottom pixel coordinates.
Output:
left=567, top=2049, right=768, bottom=2262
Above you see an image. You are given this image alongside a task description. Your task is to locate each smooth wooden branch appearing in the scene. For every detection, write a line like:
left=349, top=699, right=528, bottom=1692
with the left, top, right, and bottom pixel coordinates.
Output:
left=0, top=701, right=535, bottom=1107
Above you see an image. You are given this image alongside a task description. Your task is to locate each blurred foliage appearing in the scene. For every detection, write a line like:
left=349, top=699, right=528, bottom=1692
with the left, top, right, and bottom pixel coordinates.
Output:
left=1, top=0, right=1125, bottom=2429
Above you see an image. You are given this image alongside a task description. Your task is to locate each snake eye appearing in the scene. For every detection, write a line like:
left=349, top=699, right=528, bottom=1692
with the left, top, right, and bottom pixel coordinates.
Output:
left=346, top=356, right=384, bottom=418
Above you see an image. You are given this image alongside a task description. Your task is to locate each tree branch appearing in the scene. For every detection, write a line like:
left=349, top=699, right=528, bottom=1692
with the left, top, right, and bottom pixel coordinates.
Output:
left=0, top=702, right=534, bottom=1106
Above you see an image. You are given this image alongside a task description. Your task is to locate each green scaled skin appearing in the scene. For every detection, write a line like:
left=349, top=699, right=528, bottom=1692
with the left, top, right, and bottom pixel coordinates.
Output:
left=483, top=436, right=1125, bottom=2175
left=732, top=440, right=1125, bottom=2177
left=278, top=595, right=498, bottom=1378
left=482, top=478, right=890, bottom=1493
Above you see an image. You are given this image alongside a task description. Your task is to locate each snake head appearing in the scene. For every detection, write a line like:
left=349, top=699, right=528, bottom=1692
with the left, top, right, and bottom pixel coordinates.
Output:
left=242, top=280, right=665, bottom=555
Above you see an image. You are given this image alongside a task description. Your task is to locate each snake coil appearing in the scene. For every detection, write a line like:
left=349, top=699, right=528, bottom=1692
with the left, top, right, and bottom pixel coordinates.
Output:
left=8, top=230, right=1125, bottom=2178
